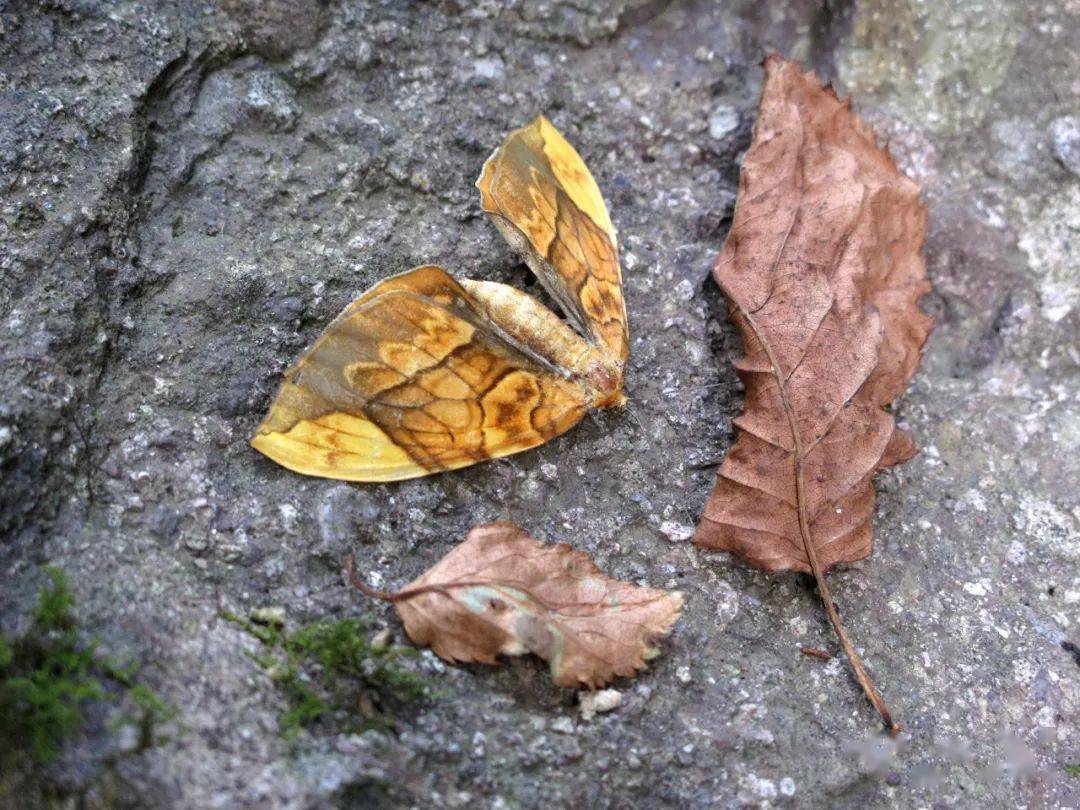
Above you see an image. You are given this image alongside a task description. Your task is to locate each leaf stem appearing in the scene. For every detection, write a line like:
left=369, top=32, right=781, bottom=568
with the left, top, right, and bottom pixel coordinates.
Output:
left=801, top=522, right=899, bottom=734
left=736, top=288, right=899, bottom=735
left=344, top=556, right=528, bottom=606
left=344, top=556, right=398, bottom=601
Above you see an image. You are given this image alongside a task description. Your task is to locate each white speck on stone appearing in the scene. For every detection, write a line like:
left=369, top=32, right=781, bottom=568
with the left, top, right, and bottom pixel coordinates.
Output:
left=550, top=716, right=575, bottom=734
left=474, top=58, right=504, bottom=80
left=751, top=775, right=777, bottom=798
left=353, top=39, right=374, bottom=69
left=579, top=688, right=622, bottom=720
left=780, top=777, right=796, bottom=797
left=114, top=722, right=140, bottom=753
left=420, top=650, right=446, bottom=673
left=660, top=521, right=694, bottom=542
left=714, top=580, right=739, bottom=630
left=674, top=278, right=695, bottom=301
left=676, top=665, right=692, bottom=684
left=963, top=581, right=989, bottom=597
left=964, top=489, right=988, bottom=513
left=471, top=730, right=486, bottom=757
left=708, top=105, right=739, bottom=140
left=685, top=339, right=708, bottom=366
left=539, top=462, right=559, bottom=482
left=278, top=503, right=299, bottom=534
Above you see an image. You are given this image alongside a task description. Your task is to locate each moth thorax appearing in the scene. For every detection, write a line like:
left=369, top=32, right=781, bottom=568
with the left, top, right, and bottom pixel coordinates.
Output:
left=586, top=359, right=625, bottom=409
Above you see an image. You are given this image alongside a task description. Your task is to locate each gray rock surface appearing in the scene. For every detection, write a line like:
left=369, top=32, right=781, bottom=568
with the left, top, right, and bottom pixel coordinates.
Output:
left=1, top=0, right=1077, bottom=807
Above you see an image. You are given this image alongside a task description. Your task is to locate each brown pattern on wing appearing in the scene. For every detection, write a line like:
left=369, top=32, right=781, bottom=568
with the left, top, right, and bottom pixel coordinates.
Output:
left=477, top=116, right=629, bottom=366
left=252, top=267, right=592, bottom=482
left=548, top=188, right=628, bottom=365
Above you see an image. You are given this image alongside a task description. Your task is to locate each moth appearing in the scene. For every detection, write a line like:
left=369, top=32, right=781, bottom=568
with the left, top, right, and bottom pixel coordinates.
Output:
left=252, top=117, right=628, bottom=481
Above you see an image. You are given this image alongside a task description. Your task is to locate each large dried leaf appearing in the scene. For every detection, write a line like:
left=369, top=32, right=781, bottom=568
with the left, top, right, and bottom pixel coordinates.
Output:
left=693, top=56, right=932, bottom=733
left=360, top=522, right=683, bottom=689
left=694, top=56, right=932, bottom=573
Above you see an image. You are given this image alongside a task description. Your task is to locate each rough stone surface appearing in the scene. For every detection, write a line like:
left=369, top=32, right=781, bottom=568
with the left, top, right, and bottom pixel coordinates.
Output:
left=1, top=1, right=1077, bottom=807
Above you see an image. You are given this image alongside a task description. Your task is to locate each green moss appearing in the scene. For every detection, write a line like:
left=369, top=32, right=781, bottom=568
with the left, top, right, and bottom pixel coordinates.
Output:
left=1066, top=764, right=1080, bottom=778
left=223, top=610, right=427, bottom=738
left=0, top=567, right=173, bottom=772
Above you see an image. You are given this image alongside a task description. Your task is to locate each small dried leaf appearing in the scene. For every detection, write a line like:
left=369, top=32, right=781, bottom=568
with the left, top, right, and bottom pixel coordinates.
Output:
left=377, top=522, right=683, bottom=688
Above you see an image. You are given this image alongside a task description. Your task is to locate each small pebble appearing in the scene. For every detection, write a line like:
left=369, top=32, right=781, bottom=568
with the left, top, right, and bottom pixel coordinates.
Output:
left=550, top=716, right=575, bottom=734
left=579, top=688, right=622, bottom=720
left=474, top=58, right=504, bottom=81
left=353, top=39, right=374, bottom=69
left=659, top=521, right=694, bottom=542
left=370, top=628, right=393, bottom=649
left=184, top=535, right=210, bottom=553
left=708, top=105, right=739, bottom=140
left=250, top=606, right=286, bottom=627
left=219, top=545, right=243, bottom=563
left=1050, top=115, right=1080, bottom=176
